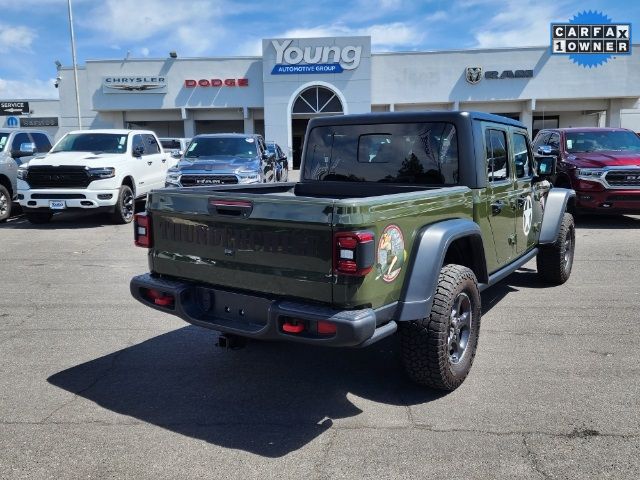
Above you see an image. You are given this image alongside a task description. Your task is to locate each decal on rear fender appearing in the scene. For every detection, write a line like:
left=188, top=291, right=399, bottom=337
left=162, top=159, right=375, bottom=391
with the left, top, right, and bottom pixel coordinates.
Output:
left=376, top=225, right=406, bottom=283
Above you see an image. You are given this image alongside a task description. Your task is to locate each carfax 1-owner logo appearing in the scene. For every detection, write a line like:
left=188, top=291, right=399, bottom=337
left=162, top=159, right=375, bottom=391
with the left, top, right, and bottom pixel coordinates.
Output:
left=551, top=10, right=631, bottom=67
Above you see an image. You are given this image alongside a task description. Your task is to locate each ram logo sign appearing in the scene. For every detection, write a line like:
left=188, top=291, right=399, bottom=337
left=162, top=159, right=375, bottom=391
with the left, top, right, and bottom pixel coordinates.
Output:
left=271, top=39, right=363, bottom=74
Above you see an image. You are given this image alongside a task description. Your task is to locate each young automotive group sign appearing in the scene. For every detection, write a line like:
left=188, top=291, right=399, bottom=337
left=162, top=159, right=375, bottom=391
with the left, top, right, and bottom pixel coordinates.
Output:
left=270, top=39, right=363, bottom=74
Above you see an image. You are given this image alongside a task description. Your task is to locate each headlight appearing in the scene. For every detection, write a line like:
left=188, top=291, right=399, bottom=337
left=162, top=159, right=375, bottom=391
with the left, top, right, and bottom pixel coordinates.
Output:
left=576, top=168, right=604, bottom=181
left=237, top=171, right=260, bottom=184
left=88, top=167, right=115, bottom=179
left=165, top=169, right=181, bottom=185
left=17, top=168, right=28, bottom=180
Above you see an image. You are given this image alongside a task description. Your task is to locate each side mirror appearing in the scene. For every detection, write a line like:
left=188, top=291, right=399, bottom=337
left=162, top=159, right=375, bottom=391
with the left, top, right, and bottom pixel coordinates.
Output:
left=12, top=142, right=36, bottom=158
left=535, top=155, right=557, bottom=177
left=537, top=145, right=559, bottom=157
left=133, top=145, right=145, bottom=157
left=171, top=150, right=182, bottom=159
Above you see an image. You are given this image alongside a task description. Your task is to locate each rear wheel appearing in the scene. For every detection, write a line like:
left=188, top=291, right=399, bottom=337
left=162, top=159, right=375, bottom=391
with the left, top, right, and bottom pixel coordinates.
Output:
left=399, top=264, right=481, bottom=391
left=0, top=185, right=11, bottom=222
left=537, top=212, right=575, bottom=285
left=111, top=185, right=135, bottom=224
left=25, top=211, right=53, bottom=224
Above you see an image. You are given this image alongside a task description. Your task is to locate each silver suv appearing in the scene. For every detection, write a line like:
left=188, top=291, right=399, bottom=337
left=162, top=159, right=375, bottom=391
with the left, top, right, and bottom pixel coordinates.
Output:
left=0, top=129, right=53, bottom=221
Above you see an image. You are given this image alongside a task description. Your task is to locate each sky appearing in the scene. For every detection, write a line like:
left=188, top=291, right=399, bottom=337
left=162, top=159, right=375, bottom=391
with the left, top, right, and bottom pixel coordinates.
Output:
left=0, top=0, right=638, bottom=99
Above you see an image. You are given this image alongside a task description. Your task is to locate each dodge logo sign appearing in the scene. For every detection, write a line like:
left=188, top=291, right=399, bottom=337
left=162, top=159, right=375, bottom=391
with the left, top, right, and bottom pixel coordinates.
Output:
left=465, top=66, right=483, bottom=84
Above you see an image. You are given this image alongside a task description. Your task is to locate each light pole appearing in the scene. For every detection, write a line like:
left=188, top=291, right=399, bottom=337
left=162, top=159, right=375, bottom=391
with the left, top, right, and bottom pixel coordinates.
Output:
left=67, top=0, right=82, bottom=129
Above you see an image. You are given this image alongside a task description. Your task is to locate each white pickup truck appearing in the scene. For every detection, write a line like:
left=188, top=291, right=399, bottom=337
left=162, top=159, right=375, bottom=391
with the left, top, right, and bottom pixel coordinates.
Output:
left=18, top=129, right=173, bottom=224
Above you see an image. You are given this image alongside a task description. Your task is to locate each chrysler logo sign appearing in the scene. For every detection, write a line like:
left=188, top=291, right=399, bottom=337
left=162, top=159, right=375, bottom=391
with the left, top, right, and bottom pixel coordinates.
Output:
left=102, top=76, right=167, bottom=94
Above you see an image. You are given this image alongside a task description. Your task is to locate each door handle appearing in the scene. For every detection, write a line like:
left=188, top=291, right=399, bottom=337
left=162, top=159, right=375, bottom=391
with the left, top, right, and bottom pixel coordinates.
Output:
left=491, top=200, right=505, bottom=216
left=147, top=161, right=153, bottom=166
left=161, top=158, right=167, bottom=163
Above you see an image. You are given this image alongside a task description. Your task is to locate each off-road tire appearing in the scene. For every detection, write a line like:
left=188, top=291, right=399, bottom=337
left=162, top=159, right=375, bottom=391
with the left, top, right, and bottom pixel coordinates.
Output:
left=399, top=264, right=481, bottom=391
left=0, top=184, right=11, bottom=222
left=111, top=185, right=135, bottom=224
left=25, top=211, right=53, bottom=224
left=537, top=212, right=575, bottom=285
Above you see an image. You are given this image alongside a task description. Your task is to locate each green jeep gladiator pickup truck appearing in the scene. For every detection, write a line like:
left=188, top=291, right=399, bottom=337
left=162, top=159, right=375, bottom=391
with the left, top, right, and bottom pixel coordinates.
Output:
left=130, top=111, right=576, bottom=391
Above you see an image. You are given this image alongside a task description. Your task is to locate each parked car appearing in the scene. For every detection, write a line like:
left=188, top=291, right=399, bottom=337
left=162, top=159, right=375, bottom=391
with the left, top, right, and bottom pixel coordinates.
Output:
left=533, top=127, right=640, bottom=214
left=159, top=137, right=190, bottom=159
left=131, top=111, right=575, bottom=391
left=0, top=129, right=53, bottom=222
left=165, top=133, right=277, bottom=187
left=265, top=141, right=289, bottom=182
left=17, top=129, right=171, bottom=224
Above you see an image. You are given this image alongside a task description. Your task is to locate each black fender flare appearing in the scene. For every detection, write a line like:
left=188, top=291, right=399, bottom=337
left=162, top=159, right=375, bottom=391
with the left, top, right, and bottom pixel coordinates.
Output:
left=539, top=188, right=575, bottom=244
left=395, top=218, right=487, bottom=321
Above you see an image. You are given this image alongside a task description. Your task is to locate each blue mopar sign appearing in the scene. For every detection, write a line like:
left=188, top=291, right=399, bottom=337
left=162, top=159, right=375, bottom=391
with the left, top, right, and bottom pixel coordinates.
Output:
left=6, top=116, right=19, bottom=127
left=271, top=63, right=344, bottom=75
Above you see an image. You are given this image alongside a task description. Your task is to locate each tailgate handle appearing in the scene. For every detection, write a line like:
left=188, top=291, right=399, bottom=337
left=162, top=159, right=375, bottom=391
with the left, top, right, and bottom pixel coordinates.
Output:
left=208, top=199, right=253, bottom=217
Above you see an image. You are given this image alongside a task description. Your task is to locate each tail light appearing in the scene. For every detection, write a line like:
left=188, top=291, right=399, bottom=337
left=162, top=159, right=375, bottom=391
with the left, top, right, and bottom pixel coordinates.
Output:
left=333, top=231, right=375, bottom=276
left=143, top=288, right=174, bottom=308
left=134, top=212, right=152, bottom=248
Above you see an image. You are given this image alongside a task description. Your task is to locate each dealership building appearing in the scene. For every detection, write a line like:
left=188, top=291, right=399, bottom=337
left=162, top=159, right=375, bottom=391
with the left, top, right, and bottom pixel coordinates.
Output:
left=4, top=36, right=640, bottom=168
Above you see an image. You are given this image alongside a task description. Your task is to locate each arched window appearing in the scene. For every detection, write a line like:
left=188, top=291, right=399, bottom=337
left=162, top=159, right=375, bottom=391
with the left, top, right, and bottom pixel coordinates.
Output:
left=292, top=86, right=343, bottom=114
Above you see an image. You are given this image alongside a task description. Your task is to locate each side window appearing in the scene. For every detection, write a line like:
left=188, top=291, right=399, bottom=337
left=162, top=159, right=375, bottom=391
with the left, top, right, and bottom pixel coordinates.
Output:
left=131, top=135, right=145, bottom=155
left=513, top=133, right=533, bottom=178
left=31, top=133, right=52, bottom=153
left=548, top=133, right=560, bottom=150
left=532, top=132, right=550, bottom=152
left=485, top=129, right=509, bottom=182
left=144, top=135, right=160, bottom=155
left=11, top=133, right=31, bottom=151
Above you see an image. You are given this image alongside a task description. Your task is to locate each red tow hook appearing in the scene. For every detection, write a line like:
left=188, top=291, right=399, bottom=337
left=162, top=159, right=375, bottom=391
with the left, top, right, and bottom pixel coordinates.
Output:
left=282, top=320, right=305, bottom=334
left=145, top=289, right=175, bottom=307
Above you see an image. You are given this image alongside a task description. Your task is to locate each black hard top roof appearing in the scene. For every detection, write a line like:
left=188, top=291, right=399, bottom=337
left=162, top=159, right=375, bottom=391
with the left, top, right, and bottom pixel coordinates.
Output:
left=308, top=111, right=525, bottom=130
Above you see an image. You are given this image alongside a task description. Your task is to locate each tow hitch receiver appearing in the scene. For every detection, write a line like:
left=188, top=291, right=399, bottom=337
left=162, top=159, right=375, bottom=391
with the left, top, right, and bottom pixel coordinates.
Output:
left=217, top=334, right=247, bottom=349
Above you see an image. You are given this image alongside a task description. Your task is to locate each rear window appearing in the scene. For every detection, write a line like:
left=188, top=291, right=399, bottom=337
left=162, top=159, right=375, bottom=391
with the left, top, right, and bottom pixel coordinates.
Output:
left=303, top=122, right=459, bottom=184
left=161, top=139, right=181, bottom=149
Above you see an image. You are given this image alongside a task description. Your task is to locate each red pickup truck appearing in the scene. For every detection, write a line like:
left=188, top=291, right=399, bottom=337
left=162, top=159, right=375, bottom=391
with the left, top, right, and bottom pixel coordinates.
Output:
left=533, top=127, right=640, bottom=214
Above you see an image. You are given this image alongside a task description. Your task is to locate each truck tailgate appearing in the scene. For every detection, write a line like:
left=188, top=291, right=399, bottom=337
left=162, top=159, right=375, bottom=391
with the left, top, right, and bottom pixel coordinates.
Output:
left=147, top=189, right=334, bottom=304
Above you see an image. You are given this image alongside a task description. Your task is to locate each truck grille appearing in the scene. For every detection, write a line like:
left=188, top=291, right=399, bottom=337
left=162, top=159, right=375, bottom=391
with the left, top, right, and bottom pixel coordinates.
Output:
left=180, top=175, right=239, bottom=186
left=27, top=166, right=91, bottom=189
left=605, top=170, right=640, bottom=188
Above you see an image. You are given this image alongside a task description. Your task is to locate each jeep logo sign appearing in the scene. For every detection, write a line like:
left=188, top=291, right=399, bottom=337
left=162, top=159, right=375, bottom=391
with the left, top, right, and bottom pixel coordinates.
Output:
left=271, top=39, right=362, bottom=74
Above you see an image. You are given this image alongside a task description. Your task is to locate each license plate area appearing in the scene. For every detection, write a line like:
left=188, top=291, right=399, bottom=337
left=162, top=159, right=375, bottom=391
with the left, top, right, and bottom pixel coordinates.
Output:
left=49, top=200, right=66, bottom=210
left=192, top=287, right=271, bottom=330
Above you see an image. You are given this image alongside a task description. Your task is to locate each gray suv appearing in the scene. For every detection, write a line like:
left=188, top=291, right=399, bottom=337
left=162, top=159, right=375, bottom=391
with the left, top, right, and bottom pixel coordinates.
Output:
left=0, top=129, right=53, bottom=221
left=165, top=133, right=277, bottom=187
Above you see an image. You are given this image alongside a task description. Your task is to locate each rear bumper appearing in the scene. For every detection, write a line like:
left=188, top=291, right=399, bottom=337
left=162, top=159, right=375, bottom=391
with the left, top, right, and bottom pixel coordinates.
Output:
left=130, top=273, right=396, bottom=347
left=575, top=188, right=640, bottom=214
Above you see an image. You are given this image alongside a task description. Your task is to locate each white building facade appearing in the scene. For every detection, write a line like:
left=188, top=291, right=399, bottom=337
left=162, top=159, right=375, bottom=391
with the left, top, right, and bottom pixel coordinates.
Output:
left=15, top=36, right=640, bottom=168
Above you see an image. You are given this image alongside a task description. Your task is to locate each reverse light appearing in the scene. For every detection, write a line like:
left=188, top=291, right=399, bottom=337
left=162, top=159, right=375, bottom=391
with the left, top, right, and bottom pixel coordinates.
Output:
left=134, top=212, right=152, bottom=247
left=334, top=231, right=375, bottom=276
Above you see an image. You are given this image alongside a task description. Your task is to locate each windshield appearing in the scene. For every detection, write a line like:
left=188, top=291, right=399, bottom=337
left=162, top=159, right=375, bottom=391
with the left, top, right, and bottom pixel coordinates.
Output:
left=51, top=133, right=128, bottom=154
left=0, top=133, right=9, bottom=152
left=303, top=122, right=459, bottom=184
left=185, top=137, right=258, bottom=159
left=565, top=131, right=640, bottom=153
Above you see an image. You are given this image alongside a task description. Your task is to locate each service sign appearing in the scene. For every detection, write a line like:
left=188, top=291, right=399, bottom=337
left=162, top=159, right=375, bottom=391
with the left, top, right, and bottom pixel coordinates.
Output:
left=20, top=117, right=59, bottom=127
left=102, top=76, right=167, bottom=94
left=0, top=102, right=29, bottom=115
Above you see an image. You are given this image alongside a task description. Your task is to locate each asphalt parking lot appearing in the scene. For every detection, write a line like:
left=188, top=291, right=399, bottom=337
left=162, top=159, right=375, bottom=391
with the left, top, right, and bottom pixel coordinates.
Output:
left=1, top=206, right=639, bottom=479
